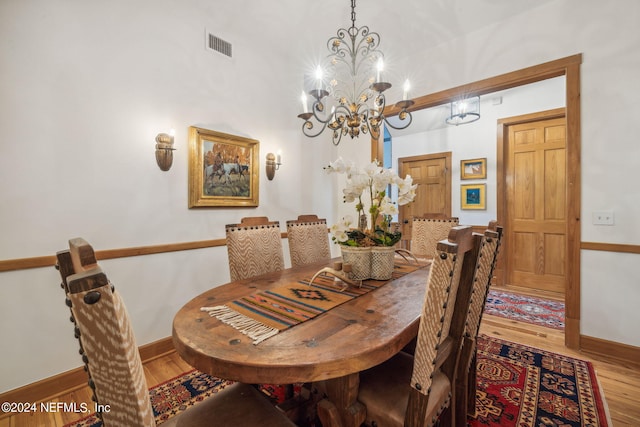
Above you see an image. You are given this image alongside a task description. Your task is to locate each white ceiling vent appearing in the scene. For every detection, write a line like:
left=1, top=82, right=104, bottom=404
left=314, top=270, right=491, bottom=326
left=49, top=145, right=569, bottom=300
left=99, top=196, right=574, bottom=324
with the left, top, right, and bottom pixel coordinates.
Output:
left=206, top=31, right=232, bottom=58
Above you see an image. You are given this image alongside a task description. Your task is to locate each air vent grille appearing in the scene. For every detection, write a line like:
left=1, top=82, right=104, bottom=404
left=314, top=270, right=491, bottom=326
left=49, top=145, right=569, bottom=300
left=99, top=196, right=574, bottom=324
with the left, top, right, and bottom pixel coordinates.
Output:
left=207, top=33, right=232, bottom=58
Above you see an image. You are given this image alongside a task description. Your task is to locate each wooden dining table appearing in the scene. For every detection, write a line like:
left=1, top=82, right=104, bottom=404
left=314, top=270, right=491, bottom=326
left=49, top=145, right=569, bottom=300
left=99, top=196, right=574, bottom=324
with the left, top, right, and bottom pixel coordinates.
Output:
left=172, top=258, right=431, bottom=427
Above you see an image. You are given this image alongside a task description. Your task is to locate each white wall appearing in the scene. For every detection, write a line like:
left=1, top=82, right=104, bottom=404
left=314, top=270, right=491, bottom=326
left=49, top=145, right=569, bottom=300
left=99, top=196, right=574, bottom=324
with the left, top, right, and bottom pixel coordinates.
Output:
left=0, top=0, right=336, bottom=393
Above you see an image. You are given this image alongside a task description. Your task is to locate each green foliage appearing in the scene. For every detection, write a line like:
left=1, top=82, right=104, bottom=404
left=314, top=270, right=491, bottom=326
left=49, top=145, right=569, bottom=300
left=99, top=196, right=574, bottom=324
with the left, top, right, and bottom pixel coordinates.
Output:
left=370, top=228, right=402, bottom=247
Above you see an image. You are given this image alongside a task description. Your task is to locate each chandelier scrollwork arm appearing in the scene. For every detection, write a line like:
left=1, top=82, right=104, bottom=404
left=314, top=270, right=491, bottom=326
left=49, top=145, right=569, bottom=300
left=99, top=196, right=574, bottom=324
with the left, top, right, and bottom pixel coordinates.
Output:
left=298, top=0, right=413, bottom=144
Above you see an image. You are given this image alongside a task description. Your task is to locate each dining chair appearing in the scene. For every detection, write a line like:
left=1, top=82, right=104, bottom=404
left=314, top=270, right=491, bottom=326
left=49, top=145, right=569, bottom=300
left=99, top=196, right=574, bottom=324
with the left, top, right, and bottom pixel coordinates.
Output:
left=454, top=221, right=503, bottom=424
left=357, top=225, right=476, bottom=427
left=55, top=238, right=296, bottom=427
left=410, top=215, right=459, bottom=258
left=225, top=217, right=295, bottom=405
left=225, top=216, right=285, bottom=281
left=286, top=214, right=331, bottom=268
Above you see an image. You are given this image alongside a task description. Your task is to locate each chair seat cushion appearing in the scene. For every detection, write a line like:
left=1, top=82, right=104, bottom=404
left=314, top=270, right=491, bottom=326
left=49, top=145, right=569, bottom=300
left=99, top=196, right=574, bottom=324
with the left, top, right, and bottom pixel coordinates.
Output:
left=161, top=382, right=296, bottom=427
left=359, top=352, right=451, bottom=427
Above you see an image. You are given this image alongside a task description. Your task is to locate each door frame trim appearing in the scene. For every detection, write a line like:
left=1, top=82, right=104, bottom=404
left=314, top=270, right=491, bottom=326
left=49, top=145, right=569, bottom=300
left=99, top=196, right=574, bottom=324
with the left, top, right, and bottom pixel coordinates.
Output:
left=372, top=54, right=582, bottom=349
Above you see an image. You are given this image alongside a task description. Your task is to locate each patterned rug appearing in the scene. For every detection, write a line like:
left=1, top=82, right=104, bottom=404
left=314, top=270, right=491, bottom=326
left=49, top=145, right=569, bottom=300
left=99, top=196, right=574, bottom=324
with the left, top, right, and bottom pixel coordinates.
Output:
left=63, top=370, right=233, bottom=427
left=468, top=335, right=610, bottom=427
left=201, top=260, right=427, bottom=344
left=485, top=289, right=565, bottom=330
left=65, top=336, right=610, bottom=427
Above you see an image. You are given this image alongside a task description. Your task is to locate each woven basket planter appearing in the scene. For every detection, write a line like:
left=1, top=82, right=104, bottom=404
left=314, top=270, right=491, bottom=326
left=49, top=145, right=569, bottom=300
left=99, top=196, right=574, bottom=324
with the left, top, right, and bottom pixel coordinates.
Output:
left=340, top=246, right=372, bottom=280
left=370, top=246, right=396, bottom=280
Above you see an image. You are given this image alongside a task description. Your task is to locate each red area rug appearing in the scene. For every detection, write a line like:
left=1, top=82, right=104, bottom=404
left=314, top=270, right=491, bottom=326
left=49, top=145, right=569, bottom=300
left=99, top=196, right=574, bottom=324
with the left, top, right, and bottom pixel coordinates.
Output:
left=63, top=370, right=232, bottom=427
left=468, top=335, right=610, bottom=427
left=485, top=289, right=565, bottom=330
left=65, top=336, right=610, bottom=427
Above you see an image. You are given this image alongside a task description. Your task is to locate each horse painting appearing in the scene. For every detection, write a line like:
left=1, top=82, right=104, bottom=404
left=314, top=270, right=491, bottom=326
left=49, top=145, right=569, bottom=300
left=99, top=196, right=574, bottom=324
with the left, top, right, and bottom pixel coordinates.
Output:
left=205, top=161, right=249, bottom=188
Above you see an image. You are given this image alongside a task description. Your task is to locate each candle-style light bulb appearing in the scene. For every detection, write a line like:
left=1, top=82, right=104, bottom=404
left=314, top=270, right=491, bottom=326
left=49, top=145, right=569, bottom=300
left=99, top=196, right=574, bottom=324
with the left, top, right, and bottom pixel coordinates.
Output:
left=276, top=150, right=282, bottom=165
left=301, top=91, right=308, bottom=113
left=402, top=80, right=410, bottom=101
left=315, top=66, right=323, bottom=91
left=376, top=58, right=384, bottom=82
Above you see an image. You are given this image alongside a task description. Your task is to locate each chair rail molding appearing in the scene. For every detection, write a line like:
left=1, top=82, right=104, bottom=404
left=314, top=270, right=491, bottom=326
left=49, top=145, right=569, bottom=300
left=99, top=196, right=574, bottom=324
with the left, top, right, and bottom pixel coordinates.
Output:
left=2, top=237, right=638, bottom=274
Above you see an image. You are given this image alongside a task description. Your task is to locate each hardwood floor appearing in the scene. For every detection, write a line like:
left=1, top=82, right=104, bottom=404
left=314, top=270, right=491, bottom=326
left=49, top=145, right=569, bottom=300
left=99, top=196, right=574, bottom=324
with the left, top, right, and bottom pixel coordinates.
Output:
left=2, top=286, right=639, bottom=426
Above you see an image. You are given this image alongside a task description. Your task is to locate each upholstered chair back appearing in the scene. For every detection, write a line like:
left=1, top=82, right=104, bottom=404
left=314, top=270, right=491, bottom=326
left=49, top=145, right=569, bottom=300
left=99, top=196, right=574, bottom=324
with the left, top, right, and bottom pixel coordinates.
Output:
left=456, top=222, right=503, bottom=422
left=465, top=222, right=503, bottom=340
left=56, top=238, right=296, bottom=427
left=286, top=215, right=331, bottom=267
left=61, top=239, right=156, bottom=427
left=358, top=225, right=475, bottom=427
left=225, top=217, right=285, bottom=281
left=410, top=225, right=472, bottom=397
left=410, top=216, right=459, bottom=258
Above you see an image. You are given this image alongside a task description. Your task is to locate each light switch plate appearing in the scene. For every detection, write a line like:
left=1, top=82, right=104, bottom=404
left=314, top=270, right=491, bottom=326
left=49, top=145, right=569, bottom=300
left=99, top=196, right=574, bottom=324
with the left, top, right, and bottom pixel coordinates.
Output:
left=592, top=211, right=614, bottom=225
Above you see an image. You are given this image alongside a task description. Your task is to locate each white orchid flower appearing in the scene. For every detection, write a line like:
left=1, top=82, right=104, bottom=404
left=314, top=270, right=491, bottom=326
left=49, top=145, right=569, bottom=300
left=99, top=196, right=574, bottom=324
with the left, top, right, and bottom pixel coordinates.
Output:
left=397, top=174, right=417, bottom=194
left=348, top=173, right=369, bottom=195
left=339, top=215, right=353, bottom=228
left=363, top=161, right=381, bottom=178
left=379, top=198, right=399, bottom=216
left=326, top=157, right=349, bottom=174
left=398, top=187, right=417, bottom=206
left=326, top=158, right=418, bottom=245
left=330, top=216, right=353, bottom=242
left=343, top=186, right=360, bottom=203
left=373, top=168, right=395, bottom=193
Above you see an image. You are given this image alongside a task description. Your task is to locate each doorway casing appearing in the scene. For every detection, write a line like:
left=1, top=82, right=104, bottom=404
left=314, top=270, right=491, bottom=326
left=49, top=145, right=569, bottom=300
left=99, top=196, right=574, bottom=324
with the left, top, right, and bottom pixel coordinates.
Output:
left=371, top=54, right=582, bottom=349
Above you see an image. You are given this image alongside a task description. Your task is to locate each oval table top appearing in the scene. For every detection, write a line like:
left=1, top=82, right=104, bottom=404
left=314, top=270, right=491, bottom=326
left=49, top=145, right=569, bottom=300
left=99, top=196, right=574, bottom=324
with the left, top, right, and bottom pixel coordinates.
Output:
left=172, top=259, right=430, bottom=385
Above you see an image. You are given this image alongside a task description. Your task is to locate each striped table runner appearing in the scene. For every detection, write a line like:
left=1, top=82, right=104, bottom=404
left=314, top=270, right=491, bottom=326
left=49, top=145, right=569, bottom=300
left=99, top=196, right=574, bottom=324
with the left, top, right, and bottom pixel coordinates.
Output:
left=202, top=260, right=428, bottom=344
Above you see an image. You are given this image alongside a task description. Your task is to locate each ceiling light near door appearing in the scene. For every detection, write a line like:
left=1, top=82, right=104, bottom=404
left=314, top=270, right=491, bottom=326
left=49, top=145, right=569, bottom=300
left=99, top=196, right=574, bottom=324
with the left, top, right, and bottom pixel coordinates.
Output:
left=446, top=96, right=481, bottom=126
left=297, top=0, right=414, bottom=145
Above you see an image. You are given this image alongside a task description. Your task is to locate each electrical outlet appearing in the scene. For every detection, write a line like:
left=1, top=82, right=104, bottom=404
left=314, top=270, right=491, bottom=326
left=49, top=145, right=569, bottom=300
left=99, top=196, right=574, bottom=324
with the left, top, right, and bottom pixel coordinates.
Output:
left=592, top=211, right=614, bottom=225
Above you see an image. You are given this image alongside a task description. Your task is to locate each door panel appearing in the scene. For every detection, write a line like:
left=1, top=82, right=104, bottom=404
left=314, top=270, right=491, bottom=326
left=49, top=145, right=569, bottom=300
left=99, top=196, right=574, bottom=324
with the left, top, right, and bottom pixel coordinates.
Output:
left=506, top=117, right=567, bottom=293
left=398, top=153, right=452, bottom=243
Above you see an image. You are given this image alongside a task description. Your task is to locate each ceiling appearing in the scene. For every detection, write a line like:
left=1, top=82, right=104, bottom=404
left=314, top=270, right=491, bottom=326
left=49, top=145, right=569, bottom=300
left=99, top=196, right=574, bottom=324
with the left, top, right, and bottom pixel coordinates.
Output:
left=230, top=0, right=557, bottom=63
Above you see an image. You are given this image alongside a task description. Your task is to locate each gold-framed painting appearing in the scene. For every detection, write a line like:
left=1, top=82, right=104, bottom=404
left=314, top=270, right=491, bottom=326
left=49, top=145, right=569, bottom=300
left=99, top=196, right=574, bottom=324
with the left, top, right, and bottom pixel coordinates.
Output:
left=188, top=127, right=259, bottom=208
left=461, top=183, right=486, bottom=210
left=460, top=158, right=487, bottom=180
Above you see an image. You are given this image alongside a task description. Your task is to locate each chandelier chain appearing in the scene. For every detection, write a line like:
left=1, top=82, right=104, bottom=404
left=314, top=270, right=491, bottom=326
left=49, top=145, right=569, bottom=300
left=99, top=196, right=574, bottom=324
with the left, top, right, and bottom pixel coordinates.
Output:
left=350, top=0, right=356, bottom=30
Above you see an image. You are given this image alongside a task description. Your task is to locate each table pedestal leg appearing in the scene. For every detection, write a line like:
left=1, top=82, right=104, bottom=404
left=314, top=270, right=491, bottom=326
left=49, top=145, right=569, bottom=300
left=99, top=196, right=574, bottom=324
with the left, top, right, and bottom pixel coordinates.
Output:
left=317, top=373, right=366, bottom=427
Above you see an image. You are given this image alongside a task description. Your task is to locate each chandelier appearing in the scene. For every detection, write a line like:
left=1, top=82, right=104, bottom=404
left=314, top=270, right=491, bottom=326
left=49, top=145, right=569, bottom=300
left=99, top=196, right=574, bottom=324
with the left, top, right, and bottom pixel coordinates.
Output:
left=297, top=0, right=414, bottom=145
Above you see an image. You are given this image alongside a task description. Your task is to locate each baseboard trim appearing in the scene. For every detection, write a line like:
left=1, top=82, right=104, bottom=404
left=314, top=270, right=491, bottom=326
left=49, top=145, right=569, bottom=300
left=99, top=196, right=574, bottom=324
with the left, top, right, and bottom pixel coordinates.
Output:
left=580, top=334, right=640, bottom=369
left=0, top=337, right=175, bottom=409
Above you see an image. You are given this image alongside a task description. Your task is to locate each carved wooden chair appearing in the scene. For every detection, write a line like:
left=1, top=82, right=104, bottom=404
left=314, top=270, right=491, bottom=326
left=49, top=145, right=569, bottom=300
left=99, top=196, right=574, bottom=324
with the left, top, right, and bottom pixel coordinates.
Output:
left=410, top=215, right=460, bottom=258
left=225, top=216, right=285, bottom=281
left=454, top=222, right=503, bottom=424
left=357, top=225, right=477, bottom=427
left=286, top=214, right=331, bottom=268
left=225, top=217, right=295, bottom=404
left=55, top=238, right=295, bottom=427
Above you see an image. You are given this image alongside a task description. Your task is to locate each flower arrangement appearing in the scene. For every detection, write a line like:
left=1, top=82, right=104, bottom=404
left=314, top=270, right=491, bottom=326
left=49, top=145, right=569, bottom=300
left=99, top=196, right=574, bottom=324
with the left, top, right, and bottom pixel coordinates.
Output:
left=325, top=157, right=417, bottom=247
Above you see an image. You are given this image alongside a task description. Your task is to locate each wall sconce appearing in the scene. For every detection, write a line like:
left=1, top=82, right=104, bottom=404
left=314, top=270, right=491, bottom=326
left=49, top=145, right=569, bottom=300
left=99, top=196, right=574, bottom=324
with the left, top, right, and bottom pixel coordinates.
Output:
left=265, top=151, right=282, bottom=180
left=155, top=129, right=176, bottom=171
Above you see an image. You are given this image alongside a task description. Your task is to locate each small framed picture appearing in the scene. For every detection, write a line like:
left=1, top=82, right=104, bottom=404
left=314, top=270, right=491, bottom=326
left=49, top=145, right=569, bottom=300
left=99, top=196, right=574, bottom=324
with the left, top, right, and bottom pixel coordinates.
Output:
left=188, top=126, right=259, bottom=208
left=461, top=184, right=486, bottom=210
left=460, top=158, right=487, bottom=180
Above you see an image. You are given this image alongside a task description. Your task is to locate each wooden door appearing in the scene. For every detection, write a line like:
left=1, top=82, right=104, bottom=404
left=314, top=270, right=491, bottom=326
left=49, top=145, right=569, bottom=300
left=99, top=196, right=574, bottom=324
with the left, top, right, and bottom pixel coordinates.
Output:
left=505, top=115, right=567, bottom=293
left=398, top=152, right=452, bottom=243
